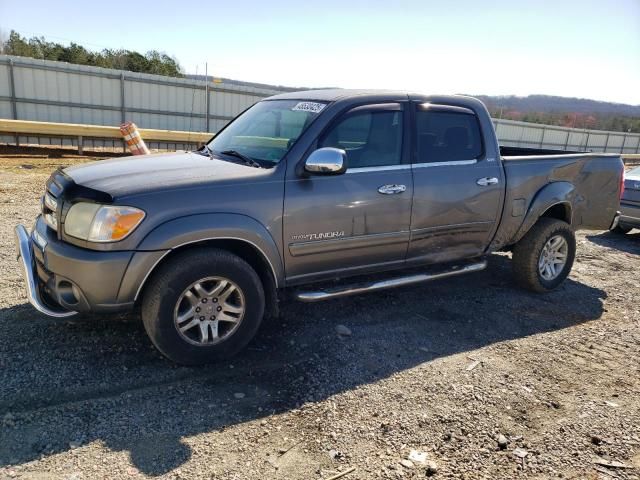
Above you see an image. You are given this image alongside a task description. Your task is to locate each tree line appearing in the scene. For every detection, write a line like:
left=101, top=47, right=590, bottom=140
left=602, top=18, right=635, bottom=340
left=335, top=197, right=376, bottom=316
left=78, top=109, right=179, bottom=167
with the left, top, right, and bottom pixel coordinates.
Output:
left=0, top=30, right=183, bottom=77
left=478, top=95, right=640, bottom=134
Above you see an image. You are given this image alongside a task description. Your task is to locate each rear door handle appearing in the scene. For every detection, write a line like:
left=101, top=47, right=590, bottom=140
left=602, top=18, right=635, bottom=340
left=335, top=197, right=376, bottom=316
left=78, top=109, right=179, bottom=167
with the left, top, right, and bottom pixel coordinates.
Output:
left=378, top=184, right=407, bottom=195
left=476, top=177, right=499, bottom=186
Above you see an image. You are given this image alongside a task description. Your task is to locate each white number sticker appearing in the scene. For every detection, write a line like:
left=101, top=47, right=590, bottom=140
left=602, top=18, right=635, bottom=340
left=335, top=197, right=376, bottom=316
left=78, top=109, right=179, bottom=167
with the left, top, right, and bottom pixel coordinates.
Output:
left=292, top=102, right=326, bottom=113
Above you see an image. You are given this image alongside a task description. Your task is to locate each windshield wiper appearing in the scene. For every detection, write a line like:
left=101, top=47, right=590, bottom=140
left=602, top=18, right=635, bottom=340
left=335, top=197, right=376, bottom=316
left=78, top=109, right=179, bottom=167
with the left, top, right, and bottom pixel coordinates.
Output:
left=220, top=150, right=263, bottom=168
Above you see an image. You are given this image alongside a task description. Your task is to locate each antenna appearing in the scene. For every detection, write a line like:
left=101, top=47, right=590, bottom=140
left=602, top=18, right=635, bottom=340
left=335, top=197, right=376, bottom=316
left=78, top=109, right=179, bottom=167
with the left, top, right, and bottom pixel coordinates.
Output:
left=187, top=64, right=198, bottom=149
left=205, top=62, right=209, bottom=133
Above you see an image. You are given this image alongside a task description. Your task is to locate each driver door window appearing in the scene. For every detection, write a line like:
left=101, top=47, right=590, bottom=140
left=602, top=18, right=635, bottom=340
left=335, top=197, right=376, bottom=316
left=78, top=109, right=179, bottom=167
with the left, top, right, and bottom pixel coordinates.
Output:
left=319, top=108, right=403, bottom=169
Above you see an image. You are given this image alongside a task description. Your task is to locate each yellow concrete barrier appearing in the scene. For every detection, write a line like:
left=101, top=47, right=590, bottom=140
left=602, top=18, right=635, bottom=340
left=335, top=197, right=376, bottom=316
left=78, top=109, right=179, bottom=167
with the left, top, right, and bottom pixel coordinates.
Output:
left=0, top=118, right=213, bottom=153
left=1, top=118, right=638, bottom=158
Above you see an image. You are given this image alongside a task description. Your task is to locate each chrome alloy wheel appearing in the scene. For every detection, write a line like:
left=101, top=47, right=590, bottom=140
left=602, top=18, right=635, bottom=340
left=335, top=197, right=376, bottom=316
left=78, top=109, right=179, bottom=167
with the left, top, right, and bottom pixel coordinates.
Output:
left=538, top=235, right=568, bottom=281
left=173, top=277, right=245, bottom=346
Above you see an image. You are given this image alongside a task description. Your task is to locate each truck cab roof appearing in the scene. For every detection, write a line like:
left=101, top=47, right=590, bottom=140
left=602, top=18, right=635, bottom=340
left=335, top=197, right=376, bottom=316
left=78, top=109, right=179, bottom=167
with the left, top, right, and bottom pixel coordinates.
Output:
left=266, top=88, right=407, bottom=102
left=266, top=89, right=491, bottom=114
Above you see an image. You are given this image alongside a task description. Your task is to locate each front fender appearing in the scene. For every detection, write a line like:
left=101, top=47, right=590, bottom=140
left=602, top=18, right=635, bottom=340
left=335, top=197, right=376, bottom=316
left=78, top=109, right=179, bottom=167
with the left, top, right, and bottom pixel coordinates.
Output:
left=140, top=213, right=283, bottom=281
left=513, top=181, right=575, bottom=243
left=116, top=213, right=284, bottom=303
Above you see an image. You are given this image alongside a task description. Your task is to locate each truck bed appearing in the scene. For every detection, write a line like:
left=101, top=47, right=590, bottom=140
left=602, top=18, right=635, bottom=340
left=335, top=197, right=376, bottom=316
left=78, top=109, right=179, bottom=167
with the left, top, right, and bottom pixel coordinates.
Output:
left=500, top=146, right=583, bottom=156
left=489, top=151, right=623, bottom=251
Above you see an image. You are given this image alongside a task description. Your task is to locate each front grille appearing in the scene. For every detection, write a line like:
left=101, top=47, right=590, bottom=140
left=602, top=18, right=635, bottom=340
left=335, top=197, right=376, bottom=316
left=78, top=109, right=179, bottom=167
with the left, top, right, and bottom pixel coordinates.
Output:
left=42, top=189, right=59, bottom=231
left=34, top=255, right=53, bottom=285
left=41, top=169, right=66, bottom=232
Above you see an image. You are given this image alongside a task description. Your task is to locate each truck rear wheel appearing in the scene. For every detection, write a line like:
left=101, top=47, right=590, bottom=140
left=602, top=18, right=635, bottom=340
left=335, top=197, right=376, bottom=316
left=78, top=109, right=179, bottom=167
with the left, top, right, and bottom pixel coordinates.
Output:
left=512, top=218, right=576, bottom=293
left=141, top=248, right=265, bottom=365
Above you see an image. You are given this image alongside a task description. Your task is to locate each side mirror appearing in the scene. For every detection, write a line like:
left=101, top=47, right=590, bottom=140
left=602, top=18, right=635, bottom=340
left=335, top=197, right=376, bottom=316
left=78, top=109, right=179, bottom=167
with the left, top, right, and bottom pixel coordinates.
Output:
left=304, top=147, right=347, bottom=175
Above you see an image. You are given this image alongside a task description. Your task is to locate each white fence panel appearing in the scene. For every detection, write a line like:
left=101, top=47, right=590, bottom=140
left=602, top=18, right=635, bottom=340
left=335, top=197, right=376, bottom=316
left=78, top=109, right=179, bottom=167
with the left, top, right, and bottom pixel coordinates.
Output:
left=1, top=55, right=639, bottom=153
left=0, top=55, right=291, bottom=148
left=494, top=118, right=640, bottom=153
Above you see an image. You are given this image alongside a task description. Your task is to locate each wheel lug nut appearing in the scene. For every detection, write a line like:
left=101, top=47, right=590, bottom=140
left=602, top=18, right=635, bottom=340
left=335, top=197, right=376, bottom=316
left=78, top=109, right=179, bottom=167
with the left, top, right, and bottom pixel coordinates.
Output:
left=213, top=298, right=218, bottom=303
left=210, top=316, right=215, bottom=320
left=199, top=316, right=205, bottom=320
left=217, top=306, right=222, bottom=312
left=196, top=307, right=200, bottom=312
left=202, top=298, right=207, bottom=303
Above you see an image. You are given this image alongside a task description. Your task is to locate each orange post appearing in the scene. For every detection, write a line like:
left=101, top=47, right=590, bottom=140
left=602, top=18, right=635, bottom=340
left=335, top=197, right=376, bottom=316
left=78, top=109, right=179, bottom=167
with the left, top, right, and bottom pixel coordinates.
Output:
left=119, top=121, right=150, bottom=155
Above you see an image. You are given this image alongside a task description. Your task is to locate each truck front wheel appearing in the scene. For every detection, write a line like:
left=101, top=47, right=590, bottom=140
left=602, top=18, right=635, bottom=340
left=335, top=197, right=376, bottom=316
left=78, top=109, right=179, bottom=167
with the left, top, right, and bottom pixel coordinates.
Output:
left=141, top=248, right=265, bottom=365
left=512, top=218, right=576, bottom=293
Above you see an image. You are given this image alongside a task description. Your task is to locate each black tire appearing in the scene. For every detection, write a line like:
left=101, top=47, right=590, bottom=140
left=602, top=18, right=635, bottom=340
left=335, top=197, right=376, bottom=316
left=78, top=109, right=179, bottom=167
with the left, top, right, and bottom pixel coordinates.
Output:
left=141, top=248, right=265, bottom=365
left=611, top=224, right=632, bottom=234
left=512, top=218, right=576, bottom=293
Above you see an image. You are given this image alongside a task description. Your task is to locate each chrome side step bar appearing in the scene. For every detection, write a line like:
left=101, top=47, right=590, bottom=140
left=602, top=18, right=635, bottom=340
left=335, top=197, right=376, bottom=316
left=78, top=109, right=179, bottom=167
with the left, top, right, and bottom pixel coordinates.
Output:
left=295, top=260, right=488, bottom=303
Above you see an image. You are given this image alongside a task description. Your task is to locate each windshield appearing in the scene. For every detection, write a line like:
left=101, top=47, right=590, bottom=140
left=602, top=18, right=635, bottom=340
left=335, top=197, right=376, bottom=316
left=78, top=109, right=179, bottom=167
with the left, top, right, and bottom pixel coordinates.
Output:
left=630, top=166, right=640, bottom=177
left=207, top=99, right=327, bottom=165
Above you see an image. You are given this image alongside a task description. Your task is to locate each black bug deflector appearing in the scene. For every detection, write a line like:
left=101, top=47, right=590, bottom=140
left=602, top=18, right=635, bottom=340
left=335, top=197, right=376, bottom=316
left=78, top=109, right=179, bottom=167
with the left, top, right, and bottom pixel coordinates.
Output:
left=48, top=167, right=114, bottom=204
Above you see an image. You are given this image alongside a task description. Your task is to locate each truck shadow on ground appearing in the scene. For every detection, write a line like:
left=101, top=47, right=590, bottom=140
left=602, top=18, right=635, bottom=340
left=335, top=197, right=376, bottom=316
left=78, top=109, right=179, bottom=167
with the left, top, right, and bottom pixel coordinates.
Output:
left=0, top=254, right=607, bottom=476
left=587, top=230, right=640, bottom=255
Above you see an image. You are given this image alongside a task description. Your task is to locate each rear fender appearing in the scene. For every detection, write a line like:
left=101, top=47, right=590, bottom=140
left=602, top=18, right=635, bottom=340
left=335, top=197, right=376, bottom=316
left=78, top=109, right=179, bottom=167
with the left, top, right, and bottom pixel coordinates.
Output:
left=513, top=182, right=575, bottom=243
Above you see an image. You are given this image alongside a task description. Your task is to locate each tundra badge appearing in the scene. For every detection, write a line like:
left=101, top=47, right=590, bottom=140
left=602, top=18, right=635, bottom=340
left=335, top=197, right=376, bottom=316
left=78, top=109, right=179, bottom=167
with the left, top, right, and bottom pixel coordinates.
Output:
left=291, top=231, right=345, bottom=241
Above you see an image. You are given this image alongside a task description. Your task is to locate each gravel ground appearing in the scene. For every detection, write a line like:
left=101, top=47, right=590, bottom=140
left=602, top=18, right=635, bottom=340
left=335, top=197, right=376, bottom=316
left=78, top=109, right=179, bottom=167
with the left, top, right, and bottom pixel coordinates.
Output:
left=0, top=151, right=639, bottom=480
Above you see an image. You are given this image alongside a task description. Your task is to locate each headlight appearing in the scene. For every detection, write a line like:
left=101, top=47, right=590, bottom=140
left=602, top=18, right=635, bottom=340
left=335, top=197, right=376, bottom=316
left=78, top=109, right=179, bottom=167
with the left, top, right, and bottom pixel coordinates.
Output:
left=64, top=203, right=145, bottom=242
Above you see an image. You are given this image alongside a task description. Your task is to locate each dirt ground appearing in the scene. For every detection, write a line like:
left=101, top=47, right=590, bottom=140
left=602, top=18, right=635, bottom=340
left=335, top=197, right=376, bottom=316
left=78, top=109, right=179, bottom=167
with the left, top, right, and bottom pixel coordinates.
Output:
left=0, top=150, right=639, bottom=480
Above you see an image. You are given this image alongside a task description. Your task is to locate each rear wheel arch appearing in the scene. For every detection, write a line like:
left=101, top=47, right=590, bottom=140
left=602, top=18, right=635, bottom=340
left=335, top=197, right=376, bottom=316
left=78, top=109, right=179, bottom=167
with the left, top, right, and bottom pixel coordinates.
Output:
left=540, top=201, right=572, bottom=225
left=514, top=182, right=575, bottom=243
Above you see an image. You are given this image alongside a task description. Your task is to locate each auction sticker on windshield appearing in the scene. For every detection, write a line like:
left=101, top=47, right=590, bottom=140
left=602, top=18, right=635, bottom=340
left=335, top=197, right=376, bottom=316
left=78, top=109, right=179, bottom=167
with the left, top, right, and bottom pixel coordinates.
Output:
left=292, top=102, right=326, bottom=113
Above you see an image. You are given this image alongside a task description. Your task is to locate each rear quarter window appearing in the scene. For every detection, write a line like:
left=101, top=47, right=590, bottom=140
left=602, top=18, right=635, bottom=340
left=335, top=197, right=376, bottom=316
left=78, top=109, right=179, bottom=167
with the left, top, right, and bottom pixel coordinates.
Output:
left=416, top=111, right=483, bottom=163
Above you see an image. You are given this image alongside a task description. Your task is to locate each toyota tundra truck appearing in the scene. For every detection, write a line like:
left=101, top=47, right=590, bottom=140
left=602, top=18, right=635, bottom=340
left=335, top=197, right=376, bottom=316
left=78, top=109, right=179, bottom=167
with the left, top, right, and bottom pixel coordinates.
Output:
left=14, top=90, right=624, bottom=364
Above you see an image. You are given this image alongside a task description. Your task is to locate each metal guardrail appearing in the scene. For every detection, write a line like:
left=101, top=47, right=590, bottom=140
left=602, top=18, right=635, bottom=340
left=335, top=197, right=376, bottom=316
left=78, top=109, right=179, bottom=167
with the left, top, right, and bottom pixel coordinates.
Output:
left=1, top=118, right=639, bottom=161
left=0, top=119, right=212, bottom=154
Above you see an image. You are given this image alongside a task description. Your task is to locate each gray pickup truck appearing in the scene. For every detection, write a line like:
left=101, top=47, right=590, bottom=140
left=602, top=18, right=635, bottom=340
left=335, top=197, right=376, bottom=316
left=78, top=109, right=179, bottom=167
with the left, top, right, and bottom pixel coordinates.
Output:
left=15, top=90, right=624, bottom=364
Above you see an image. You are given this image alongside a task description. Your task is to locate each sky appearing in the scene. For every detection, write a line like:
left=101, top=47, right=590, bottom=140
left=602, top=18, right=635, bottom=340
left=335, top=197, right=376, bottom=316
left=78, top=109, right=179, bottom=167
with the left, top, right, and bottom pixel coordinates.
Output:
left=1, top=0, right=639, bottom=104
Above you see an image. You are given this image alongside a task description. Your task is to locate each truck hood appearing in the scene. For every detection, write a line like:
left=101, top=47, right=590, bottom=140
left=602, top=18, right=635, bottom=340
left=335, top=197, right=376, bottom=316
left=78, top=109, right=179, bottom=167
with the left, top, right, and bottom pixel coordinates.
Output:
left=64, top=151, right=273, bottom=198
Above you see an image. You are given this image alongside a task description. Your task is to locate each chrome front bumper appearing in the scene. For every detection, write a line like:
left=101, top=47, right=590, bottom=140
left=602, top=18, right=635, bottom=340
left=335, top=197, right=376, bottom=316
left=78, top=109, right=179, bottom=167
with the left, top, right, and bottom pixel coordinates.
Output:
left=14, top=224, right=77, bottom=318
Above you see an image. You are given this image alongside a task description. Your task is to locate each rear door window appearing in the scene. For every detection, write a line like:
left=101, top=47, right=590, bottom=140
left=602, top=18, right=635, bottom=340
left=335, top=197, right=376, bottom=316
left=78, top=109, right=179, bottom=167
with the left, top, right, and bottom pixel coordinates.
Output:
left=415, top=109, right=483, bottom=163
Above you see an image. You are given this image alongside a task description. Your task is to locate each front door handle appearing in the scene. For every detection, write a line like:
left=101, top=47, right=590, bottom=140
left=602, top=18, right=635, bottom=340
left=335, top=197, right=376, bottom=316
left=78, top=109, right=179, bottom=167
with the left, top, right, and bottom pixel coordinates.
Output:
left=378, top=184, right=407, bottom=195
left=476, top=177, right=499, bottom=186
